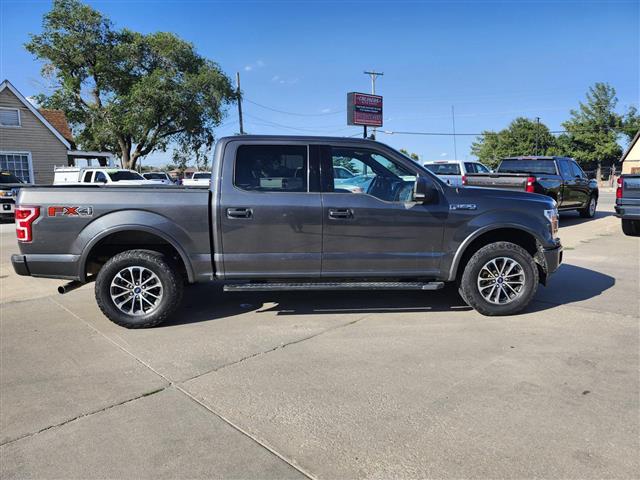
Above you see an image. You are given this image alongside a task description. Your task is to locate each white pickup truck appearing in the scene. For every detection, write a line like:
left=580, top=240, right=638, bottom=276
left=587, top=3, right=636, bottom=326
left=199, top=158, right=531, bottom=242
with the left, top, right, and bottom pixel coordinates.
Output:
left=181, top=172, right=211, bottom=186
left=423, top=160, right=491, bottom=187
left=54, top=167, right=159, bottom=186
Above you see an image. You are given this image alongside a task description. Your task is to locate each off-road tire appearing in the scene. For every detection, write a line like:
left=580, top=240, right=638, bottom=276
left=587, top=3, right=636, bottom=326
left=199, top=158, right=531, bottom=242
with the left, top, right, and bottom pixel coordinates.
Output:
left=578, top=195, right=597, bottom=218
left=95, top=249, right=183, bottom=328
left=459, top=241, right=539, bottom=316
left=621, top=219, right=640, bottom=236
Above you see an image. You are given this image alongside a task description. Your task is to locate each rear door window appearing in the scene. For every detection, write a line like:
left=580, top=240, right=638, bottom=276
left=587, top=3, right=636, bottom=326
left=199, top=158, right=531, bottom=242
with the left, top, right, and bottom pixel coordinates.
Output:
left=569, top=161, right=586, bottom=179
left=82, top=171, right=93, bottom=183
left=234, top=145, right=308, bottom=192
left=558, top=159, right=573, bottom=179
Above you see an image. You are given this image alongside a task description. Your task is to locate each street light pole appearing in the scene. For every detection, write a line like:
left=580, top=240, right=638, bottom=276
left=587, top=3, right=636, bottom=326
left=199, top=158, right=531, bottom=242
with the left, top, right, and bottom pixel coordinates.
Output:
left=364, top=70, right=383, bottom=139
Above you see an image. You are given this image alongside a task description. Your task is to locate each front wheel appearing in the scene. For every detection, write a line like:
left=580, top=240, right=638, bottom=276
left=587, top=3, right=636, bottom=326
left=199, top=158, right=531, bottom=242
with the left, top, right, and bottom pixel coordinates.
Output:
left=579, top=196, right=597, bottom=218
left=95, top=249, right=183, bottom=328
left=459, top=242, right=539, bottom=316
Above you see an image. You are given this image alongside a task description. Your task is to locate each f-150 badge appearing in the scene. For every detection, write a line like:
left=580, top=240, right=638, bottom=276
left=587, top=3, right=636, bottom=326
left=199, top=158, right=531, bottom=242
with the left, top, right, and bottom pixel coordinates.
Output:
left=48, top=206, right=94, bottom=217
left=450, top=204, right=477, bottom=210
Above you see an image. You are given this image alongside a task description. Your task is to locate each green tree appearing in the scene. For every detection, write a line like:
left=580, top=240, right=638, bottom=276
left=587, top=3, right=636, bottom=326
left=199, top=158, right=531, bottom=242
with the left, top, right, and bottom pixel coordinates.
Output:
left=560, top=83, right=622, bottom=168
left=399, top=148, right=420, bottom=161
left=26, top=0, right=236, bottom=169
left=620, top=105, right=640, bottom=143
left=471, top=117, right=558, bottom=168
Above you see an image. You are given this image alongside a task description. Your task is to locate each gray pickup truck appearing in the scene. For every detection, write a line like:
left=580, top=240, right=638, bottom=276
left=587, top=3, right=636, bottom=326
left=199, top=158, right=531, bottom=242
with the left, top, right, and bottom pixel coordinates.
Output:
left=12, top=136, right=562, bottom=327
left=615, top=174, right=640, bottom=236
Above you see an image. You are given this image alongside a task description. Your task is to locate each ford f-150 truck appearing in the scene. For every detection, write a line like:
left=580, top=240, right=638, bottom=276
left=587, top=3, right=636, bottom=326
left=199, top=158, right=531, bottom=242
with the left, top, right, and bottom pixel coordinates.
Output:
left=466, top=156, right=599, bottom=218
left=11, top=136, right=562, bottom=328
left=615, top=174, right=640, bottom=236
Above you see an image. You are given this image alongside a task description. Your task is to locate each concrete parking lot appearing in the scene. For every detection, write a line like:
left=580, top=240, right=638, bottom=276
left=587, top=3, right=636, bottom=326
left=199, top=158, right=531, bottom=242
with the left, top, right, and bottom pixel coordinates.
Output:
left=1, top=191, right=638, bottom=479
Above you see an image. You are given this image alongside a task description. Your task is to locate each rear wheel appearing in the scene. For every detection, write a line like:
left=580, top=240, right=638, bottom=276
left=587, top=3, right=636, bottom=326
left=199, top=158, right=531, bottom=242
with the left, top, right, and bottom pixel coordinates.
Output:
left=459, top=242, right=539, bottom=316
left=579, top=195, right=597, bottom=218
left=621, top=219, right=640, bottom=236
left=95, top=249, right=183, bottom=328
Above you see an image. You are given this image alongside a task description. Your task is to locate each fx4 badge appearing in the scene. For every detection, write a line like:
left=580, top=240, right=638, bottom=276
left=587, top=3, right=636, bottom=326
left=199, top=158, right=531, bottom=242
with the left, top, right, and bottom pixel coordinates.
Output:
left=48, top=206, right=94, bottom=217
left=450, top=204, right=477, bottom=211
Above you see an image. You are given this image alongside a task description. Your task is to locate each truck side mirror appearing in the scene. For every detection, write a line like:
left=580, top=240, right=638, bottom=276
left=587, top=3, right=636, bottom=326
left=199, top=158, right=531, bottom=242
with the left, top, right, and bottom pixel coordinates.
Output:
left=413, top=175, right=437, bottom=203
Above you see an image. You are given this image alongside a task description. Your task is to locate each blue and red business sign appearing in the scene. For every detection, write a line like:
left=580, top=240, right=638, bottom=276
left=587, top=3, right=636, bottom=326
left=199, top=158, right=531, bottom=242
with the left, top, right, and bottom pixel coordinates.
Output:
left=347, top=92, right=383, bottom=127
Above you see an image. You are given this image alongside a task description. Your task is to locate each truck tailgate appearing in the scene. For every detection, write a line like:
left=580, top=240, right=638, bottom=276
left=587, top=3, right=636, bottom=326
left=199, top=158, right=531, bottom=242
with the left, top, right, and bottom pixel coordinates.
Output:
left=465, top=173, right=529, bottom=191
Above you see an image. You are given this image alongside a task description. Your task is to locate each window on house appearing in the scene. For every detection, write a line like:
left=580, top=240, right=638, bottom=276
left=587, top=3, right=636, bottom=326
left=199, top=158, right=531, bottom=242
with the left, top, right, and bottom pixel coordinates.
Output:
left=0, top=153, right=31, bottom=183
left=0, top=108, right=20, bottom=127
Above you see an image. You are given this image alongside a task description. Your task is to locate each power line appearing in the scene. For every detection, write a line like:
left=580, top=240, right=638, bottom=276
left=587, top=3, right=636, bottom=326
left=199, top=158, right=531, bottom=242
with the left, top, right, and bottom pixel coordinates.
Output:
left=245, top=99, right=344, bottom=117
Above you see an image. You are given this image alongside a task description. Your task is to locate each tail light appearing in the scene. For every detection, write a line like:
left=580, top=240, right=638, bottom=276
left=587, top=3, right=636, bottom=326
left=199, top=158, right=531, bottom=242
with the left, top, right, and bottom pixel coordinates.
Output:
left=525, top=176, right=536, bottom=193
left=461, top=175, right=467, bottom=186
left=616, top=176, right=623, bottom=199
left=15, top=206, right=40, bottom=243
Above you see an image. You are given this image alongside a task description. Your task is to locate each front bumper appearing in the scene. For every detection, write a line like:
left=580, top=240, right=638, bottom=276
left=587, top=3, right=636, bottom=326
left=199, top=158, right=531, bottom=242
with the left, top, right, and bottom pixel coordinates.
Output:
left=11, top=254, right=81, bottom=280
left=541, top=244, right=563, bottom=276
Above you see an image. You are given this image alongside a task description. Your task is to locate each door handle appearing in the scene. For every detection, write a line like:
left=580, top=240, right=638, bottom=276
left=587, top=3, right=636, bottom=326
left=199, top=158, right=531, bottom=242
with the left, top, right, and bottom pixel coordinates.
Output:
left=227, top=207, right=253, bottom=219
left=328, top=208, right=353, bottom=219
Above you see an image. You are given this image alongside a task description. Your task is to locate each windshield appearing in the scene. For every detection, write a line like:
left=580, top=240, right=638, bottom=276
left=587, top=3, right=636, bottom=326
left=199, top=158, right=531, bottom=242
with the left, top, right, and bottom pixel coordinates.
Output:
left=193, top=173, right=210, bottom=179
left=0, top=172, right=22, bottom=183
left=107, top=171, right=144, bottom=181
left=143, top=173, right=167, bottom=180
left=424, top=163, right=461, bottom=175
left=498, top=159, right=557, bottom=175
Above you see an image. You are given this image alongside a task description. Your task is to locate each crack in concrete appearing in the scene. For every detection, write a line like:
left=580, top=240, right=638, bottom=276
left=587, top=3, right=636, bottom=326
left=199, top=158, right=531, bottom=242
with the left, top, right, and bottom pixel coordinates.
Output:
left=184, top=313, right=371, bottom=384
left=23, top=297, right=372, bottom=479
left=0, top=387, right=167, bottom=447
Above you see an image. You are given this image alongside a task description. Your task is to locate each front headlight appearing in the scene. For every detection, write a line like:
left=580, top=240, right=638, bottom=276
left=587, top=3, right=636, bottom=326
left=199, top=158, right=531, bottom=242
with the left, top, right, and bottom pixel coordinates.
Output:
left=0, top=190, right=13, bottom=198
left=544, top=208, right=559, bottom=237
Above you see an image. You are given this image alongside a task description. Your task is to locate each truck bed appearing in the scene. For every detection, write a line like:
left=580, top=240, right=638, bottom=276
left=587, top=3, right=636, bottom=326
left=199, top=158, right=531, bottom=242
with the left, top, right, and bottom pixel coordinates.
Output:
left=464, top=173, right=530, bottom=191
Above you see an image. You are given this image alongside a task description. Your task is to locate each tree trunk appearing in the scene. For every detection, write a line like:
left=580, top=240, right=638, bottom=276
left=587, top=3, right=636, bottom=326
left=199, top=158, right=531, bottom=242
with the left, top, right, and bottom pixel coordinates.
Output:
left=118, top=136, right=134, bottom=170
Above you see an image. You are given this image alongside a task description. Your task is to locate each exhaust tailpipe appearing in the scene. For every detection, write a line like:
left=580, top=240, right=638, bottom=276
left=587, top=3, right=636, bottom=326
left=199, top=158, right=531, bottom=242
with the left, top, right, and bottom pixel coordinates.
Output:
left=57, top=280, right=85, bottom=295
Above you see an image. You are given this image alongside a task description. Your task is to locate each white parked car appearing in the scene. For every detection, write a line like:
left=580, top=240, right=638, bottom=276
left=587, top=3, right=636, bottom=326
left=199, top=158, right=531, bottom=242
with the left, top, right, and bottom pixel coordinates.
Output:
left=422, top=160, right=491, bottom=187
left=143, top=171, right=175, bottom=185
left=181, top=172, right=211, bottom=187
left=53, top=167, right=157, bottom=186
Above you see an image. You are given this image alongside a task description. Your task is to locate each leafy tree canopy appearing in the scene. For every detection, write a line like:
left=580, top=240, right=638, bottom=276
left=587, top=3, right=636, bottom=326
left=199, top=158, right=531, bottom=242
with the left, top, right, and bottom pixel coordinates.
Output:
left=471, top=117, right=558, bottom=168
left=560, top=82, right=623, bottom=166
left=399, top=149, right=420, bottom=161
left=26, top=0, right=236, bottom=169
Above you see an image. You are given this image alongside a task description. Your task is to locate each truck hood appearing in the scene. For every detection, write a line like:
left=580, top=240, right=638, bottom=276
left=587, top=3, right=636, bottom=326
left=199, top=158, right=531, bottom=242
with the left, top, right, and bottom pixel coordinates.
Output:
left=454, top=186, right=556, bottom=209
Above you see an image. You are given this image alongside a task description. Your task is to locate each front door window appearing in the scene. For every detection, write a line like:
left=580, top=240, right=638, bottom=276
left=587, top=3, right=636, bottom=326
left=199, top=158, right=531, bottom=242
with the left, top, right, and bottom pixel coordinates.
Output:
left=330, top=148, right=416, bottom=202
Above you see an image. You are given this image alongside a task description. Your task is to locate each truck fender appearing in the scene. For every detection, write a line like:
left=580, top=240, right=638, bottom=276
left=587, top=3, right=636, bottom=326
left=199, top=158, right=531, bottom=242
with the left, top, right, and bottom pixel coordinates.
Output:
left=446, top=221, right=547, bottom=282
left=74, top=210, right=196, bottom=282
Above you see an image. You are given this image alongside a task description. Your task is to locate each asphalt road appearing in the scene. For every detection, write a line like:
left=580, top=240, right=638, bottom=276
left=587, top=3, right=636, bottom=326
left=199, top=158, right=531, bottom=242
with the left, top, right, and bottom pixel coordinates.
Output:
left=1, top=191, right=638, bottom=479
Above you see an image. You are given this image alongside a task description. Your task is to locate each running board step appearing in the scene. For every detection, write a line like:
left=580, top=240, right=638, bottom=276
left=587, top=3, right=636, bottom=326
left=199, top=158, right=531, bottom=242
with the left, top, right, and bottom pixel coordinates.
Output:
left=223, top=281, right=445, bottom=292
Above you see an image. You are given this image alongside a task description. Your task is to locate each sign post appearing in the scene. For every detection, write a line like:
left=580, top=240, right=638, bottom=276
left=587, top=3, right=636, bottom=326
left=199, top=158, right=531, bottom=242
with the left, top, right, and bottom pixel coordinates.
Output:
left=347, top=92, right=383, bottom=139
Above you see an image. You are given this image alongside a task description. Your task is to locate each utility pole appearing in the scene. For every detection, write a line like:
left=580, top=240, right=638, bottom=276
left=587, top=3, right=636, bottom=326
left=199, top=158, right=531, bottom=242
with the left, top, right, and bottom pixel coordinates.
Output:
left=535, top=117, right=540, bottom=156
left=364, top=70, right=383, bottom=140
left=236, top=72, right=245, bottom=135
left=451, top=105, right=458, bottom=159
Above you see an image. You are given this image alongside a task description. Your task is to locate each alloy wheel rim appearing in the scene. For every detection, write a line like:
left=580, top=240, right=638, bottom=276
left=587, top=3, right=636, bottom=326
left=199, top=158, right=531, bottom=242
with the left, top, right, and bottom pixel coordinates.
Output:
left=477, top=257, right=525, bottom=305
left=589, top=198, right=596, bottom=216
left=110, top=266, right=163, bottom=316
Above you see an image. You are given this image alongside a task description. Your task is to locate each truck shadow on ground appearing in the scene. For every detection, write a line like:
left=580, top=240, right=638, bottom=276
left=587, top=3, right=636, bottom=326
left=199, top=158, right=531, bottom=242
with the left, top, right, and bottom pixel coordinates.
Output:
left=165, top=263, right=614, bottom=327
left=559, top=209, right=614, bottom=227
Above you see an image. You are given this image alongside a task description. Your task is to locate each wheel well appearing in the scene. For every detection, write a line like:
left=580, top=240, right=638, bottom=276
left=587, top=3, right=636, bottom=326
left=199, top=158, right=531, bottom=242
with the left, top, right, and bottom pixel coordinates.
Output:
left=85, top=231, right=188, bottom=281
left=455, top=228, right=538, bottom=280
